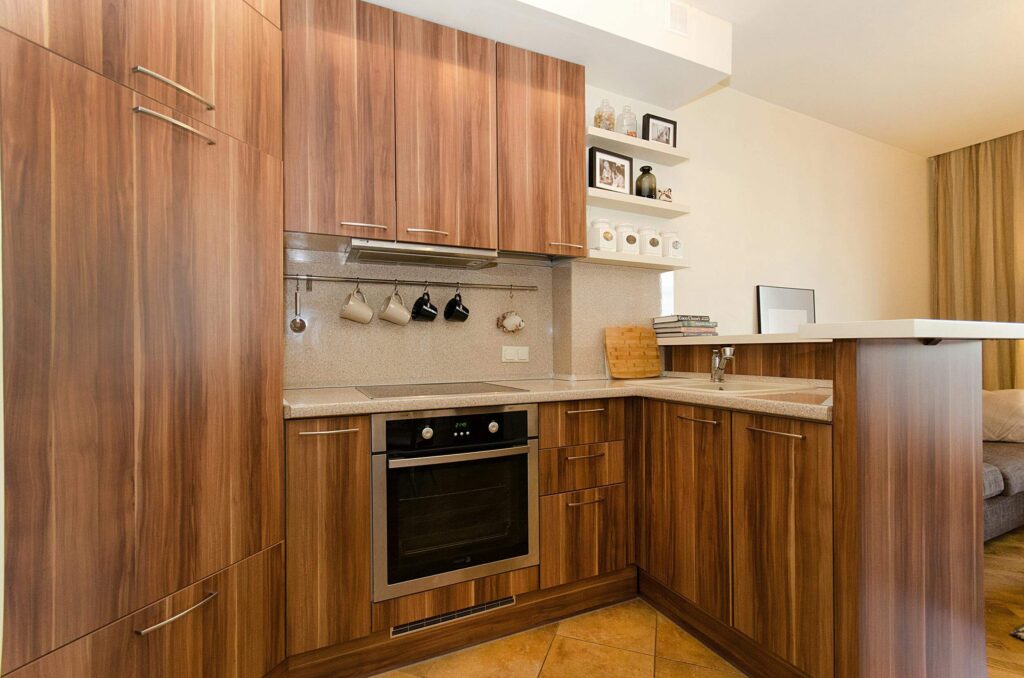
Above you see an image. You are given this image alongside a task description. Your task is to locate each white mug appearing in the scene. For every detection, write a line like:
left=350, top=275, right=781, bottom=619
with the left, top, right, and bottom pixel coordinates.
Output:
left=339, top=289, right=373, bottom=324
left=379, top=290, right=411, bottom=326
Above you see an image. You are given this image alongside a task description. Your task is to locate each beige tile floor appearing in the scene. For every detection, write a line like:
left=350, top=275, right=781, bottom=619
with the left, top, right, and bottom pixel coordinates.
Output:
left=372, top=599, right=744, bottom=678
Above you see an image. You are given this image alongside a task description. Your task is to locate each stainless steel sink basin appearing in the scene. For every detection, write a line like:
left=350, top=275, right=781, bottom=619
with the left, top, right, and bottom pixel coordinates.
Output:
left=630, top=378, right=814, bottom=395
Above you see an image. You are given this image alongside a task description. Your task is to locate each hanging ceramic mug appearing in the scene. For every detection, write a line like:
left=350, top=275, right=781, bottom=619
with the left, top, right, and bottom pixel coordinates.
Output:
left=339, top=281, right=373, bottom=324
left=444, top=286, right=470, bottom=322
left=411, top=288, right=438, bottom=322
left=379, top=283, right=411, bottom=326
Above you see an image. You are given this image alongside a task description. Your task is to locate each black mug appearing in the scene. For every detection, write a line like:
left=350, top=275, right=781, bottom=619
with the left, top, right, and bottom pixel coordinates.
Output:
left=444, top=293, right=470, bottom=322
left=411, top=292, right=438, bottom=321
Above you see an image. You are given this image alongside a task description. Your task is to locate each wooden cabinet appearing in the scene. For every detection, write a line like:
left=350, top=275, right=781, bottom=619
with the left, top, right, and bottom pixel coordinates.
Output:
left=497, top=44, right=585, bottom=256
left=539, top=441, right=625, bottom=495
left=244, top=0, right=281, bottom=27
left=284, top=0, right=397, bottom=238
left=395, top=14, right=497, bottom=249
left=538, top=399, right=625, bottom=449
left=644, top=402, right=731, bottom=624
left=285, top=417, right=373, bottom=655
left=540, top=484, right=627, bottom=588
left=0, top=32, right=283, bottom=672
left=7, top=545, right=285, bottom=678
left=731, top=413, right=834, bottom=677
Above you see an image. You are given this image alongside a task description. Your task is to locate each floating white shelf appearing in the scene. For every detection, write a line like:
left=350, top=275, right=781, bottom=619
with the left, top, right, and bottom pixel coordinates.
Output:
left=586, top=188, right=690, bottom=218
left=586, top=126, right=689, bottom=165
left=583, top=249, right=689, bottom=271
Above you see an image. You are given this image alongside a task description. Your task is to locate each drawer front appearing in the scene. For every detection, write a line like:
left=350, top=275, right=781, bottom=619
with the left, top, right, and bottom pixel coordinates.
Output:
left=540, top=484, right=627, bottom=589
left=538, top=399, right=625, bottom=448
left=539, top=441, right=625, bottom=495
left=8, top=545, right=285, bottom=678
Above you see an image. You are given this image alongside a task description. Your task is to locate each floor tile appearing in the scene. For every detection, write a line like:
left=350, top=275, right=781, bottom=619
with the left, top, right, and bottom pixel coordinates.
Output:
left=555, top=599, right=658, bottom=654
left=540, top=636, right=654, bottom=678
left=416, top=625, right=557, bottom=678
left=655, top=614, right=742, bottom=675
left=655, top=657, right=738, bottom=677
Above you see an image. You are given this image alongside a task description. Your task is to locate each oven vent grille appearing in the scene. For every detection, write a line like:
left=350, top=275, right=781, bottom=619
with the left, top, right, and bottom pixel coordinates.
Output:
left=390, top=596, right=516, bottom=637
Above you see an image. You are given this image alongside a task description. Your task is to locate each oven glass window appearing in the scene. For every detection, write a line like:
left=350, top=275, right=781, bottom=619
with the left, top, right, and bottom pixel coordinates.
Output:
left=387, top=454, right=529, bottom=585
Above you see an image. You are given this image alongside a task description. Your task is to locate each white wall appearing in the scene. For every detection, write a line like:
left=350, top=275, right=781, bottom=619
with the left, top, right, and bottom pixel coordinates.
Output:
left=671, top=87, right=932, bottom=334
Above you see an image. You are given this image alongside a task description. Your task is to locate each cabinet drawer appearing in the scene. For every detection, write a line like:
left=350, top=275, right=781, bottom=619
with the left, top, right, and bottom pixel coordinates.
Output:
left=8, top=545, right=284, bottom=678
left=540, top=484, right=627, bottom=589
left=539, top=441, right=625, bottom=495
left=538, top=399, right=625, bottom=448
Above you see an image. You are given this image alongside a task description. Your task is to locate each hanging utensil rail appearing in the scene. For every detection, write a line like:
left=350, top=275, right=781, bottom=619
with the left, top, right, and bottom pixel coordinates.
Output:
left=284, top=273, right=538, bottom=292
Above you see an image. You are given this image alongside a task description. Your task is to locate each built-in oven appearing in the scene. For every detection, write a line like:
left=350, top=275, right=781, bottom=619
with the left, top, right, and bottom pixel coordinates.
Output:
left=371, top=404, right=538, bottom=602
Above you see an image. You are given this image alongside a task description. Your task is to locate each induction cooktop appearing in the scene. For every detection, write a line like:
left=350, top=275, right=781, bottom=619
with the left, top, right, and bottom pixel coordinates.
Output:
left=356, top=381, right=526, bottom=399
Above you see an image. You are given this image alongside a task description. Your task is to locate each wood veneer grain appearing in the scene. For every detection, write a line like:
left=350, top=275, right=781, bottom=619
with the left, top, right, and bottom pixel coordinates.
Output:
left=538, top=441, right=625, bottom=495
left=538, top=399, right=625, bottom=449
left=665, top=342, right=834, bottom=380
left=539, top=484, right=627, bottom=588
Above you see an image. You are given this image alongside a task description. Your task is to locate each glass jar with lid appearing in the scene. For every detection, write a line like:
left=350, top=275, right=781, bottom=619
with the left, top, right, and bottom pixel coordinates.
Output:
left=616, top=105, right=637, bottom=137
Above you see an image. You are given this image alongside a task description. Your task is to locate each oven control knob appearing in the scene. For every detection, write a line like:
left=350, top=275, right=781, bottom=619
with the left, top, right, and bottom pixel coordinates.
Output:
left=488, top=421, right=500, bottom=434
left=421, top=426, right=434, bottom=440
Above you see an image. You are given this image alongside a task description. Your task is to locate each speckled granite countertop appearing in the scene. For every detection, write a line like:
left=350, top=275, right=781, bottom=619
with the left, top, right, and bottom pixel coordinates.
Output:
left=283, top=374, right=833, bottom=422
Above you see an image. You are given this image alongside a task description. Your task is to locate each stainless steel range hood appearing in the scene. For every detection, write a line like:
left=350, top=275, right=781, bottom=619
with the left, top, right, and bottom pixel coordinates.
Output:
left=284, top=232, right=499, bottom=270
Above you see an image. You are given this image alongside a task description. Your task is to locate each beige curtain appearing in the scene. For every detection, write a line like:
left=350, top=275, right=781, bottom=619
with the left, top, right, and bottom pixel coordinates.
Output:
left=933, top=130, right=1024, bottom=389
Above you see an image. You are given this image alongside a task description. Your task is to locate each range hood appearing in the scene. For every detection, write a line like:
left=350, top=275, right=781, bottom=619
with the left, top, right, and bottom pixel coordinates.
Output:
left=284, top=232, right=499, bottom=270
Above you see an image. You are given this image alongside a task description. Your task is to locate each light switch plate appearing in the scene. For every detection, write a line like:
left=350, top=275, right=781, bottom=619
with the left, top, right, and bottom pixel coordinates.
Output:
left=502, top=346, right=517, bottom=362
left=516, top=347, right=530, bottom=362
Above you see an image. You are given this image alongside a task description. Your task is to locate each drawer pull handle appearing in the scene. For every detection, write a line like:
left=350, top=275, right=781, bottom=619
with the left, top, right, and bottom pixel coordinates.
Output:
left=406, top=228, right=450, bottom=236
left=133, top=106, right=216, bottom=145
left=341, top=221, right=389, bottom=230
left=134, top=591, right=217, bottom=636
left=549, top=242, right=584, bottom=249
left=746, top=426, right=804, bottom=441
left=677, top=414, right=719, bottom=426
left=567, top=498, right=605, bottom=507
left=565, top=408, right=605, bottom=415
left=132, top=65, right=215, bottom=110
left=566, top=452, right=606, bottom=461
left=299, top=427, right=360, bottom=436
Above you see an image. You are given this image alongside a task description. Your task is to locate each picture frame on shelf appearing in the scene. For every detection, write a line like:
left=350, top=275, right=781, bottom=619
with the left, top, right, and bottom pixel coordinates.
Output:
left=642, top=114, right=677, bottom=148
left=588, top=146, right=633, bottom=194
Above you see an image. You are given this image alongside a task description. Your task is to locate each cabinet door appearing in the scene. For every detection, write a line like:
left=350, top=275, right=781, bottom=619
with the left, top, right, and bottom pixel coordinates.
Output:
left=645, top=402, right=731, bottom=623
left=538, top=399, right=625, bottom=448
left=540, top=484, right=627, bottom=588
left=731, top=413, right=834, bottom=677
left=285, top=417, right=373, bottom=655
left=284, top=0, right=396, bottom=238
left=395, top=14, right=497, bottom=249
left=497, top=44, right=585, bottom=256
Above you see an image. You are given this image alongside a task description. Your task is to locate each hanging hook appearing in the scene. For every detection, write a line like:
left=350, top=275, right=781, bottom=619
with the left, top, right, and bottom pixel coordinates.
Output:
left=455, top=281, right=461, bottom=295
left=422, top=280, right=429, bottom=294
left=392, top=279, right=399, bottom=295
left=354, top=277, right=361, bottom=294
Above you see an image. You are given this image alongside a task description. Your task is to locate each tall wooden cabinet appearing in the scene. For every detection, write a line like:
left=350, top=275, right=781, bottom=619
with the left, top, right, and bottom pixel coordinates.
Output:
left=644, top=401, right=731, bottom=623
left=497, top=44, right=586, bottom=256
left=0, top=26, right=283, bottom=675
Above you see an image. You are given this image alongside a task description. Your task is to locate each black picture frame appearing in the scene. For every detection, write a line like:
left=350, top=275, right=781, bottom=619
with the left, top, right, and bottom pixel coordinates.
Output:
left=588, top=146, right=633, bottom=194
left=642, top=114, right=677, bottom=148
left=756, top=285, right=816, bottom=334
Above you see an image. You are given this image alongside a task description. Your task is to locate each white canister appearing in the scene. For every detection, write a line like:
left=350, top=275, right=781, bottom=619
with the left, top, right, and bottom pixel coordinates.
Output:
left=589, top=218, right=616, bottom=251
left=615, top=223, right=639, bottom=254
left=662, top=232, right=684, bottom=259
left=639, top=228, right=662, bottom=256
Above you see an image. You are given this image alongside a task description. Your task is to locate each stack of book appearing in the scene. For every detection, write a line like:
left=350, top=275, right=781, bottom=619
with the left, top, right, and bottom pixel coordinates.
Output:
left=652, top=314, right=718, bottom=338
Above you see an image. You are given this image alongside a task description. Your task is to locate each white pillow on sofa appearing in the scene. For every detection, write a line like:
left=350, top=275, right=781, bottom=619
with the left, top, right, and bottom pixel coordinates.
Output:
left=984, top=390, right=1024, bottom=442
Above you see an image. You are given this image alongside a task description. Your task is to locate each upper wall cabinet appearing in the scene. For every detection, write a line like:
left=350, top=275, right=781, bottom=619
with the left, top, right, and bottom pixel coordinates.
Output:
left=284, top=0, right=397, bottom=239
left=395, top=14, right=497, bottom=249
left=497, top=44, right=586, bottom=256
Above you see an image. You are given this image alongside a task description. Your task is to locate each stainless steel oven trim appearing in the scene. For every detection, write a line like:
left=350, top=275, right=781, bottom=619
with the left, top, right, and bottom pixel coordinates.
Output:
left=370, top=403, right=538, bottom=453
left=372, top=439, right=540, bottom=602
left=387, top=443, right=533, bottom=469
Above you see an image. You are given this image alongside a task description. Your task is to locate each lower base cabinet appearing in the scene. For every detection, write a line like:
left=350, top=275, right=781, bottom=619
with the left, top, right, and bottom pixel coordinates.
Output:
left=540, top=483, right=627, bottom=588
left=8, top=544, right=284, bottom=678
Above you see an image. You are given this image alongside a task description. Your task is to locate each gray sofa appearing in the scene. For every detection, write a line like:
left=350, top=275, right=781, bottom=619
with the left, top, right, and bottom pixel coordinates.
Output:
left=984, top=441, right=1024, bottom=540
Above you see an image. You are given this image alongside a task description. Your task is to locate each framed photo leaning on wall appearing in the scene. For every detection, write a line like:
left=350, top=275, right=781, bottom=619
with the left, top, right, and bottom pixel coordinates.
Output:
left=642, top=114, right=677, bottom=147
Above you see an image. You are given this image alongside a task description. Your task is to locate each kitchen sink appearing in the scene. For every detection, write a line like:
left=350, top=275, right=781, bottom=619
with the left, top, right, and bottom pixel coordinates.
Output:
left=633, top=378, right=815, bottom=395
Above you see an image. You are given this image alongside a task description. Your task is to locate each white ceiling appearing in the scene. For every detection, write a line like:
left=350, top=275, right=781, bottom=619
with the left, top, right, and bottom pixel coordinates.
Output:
left=685, top=0, right=1024, bottom=156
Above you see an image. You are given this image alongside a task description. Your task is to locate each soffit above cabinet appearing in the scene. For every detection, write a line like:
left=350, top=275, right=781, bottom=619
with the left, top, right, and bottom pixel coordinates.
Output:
left=368, top=0, right=732, bottom=108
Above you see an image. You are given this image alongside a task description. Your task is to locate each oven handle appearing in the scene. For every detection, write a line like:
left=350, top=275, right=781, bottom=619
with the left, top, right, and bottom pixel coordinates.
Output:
left=387, top=442, right=535, bottom=469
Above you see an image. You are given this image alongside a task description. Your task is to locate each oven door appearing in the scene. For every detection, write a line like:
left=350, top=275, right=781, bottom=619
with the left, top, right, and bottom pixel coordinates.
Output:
left=372, top=441, right=539, bottom=602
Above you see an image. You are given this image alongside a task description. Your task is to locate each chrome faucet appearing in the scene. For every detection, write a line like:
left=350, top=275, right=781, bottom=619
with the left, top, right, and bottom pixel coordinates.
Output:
left=711, top=347, right=734, bottom=382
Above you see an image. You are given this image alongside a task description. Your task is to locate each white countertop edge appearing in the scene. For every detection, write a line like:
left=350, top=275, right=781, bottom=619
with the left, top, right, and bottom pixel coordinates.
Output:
left=657, top=333, right=826, bottom=346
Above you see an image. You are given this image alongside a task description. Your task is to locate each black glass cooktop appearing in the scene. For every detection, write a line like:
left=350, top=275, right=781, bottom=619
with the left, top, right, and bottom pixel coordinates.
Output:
left=356, top=382, right=526, bottom=399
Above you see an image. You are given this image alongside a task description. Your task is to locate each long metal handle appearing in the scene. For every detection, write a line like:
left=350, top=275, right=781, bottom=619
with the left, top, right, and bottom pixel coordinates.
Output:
left=407, top=228, right=450, bottom=236
left=341, top=221, right=389, bottom=230
left=568, top=497, right=605, bottom=507
left=746, top=426, right=805, bottom=440
left=132, top=66, right=215, bottom=110
left=549, top=242, right=584, bottom=249
left=677, top=414, right=719, bottom=426
left=132, top=106, right=216, bottom=145
left=388, top=442, right=533, bottom=469
left=565, top=408, right=605, bottom=415
left=134, top=591, right=217, bottom=636
left=298, top=428, right=360, bottom=437
left=565, top=452, right=606, bottom=461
